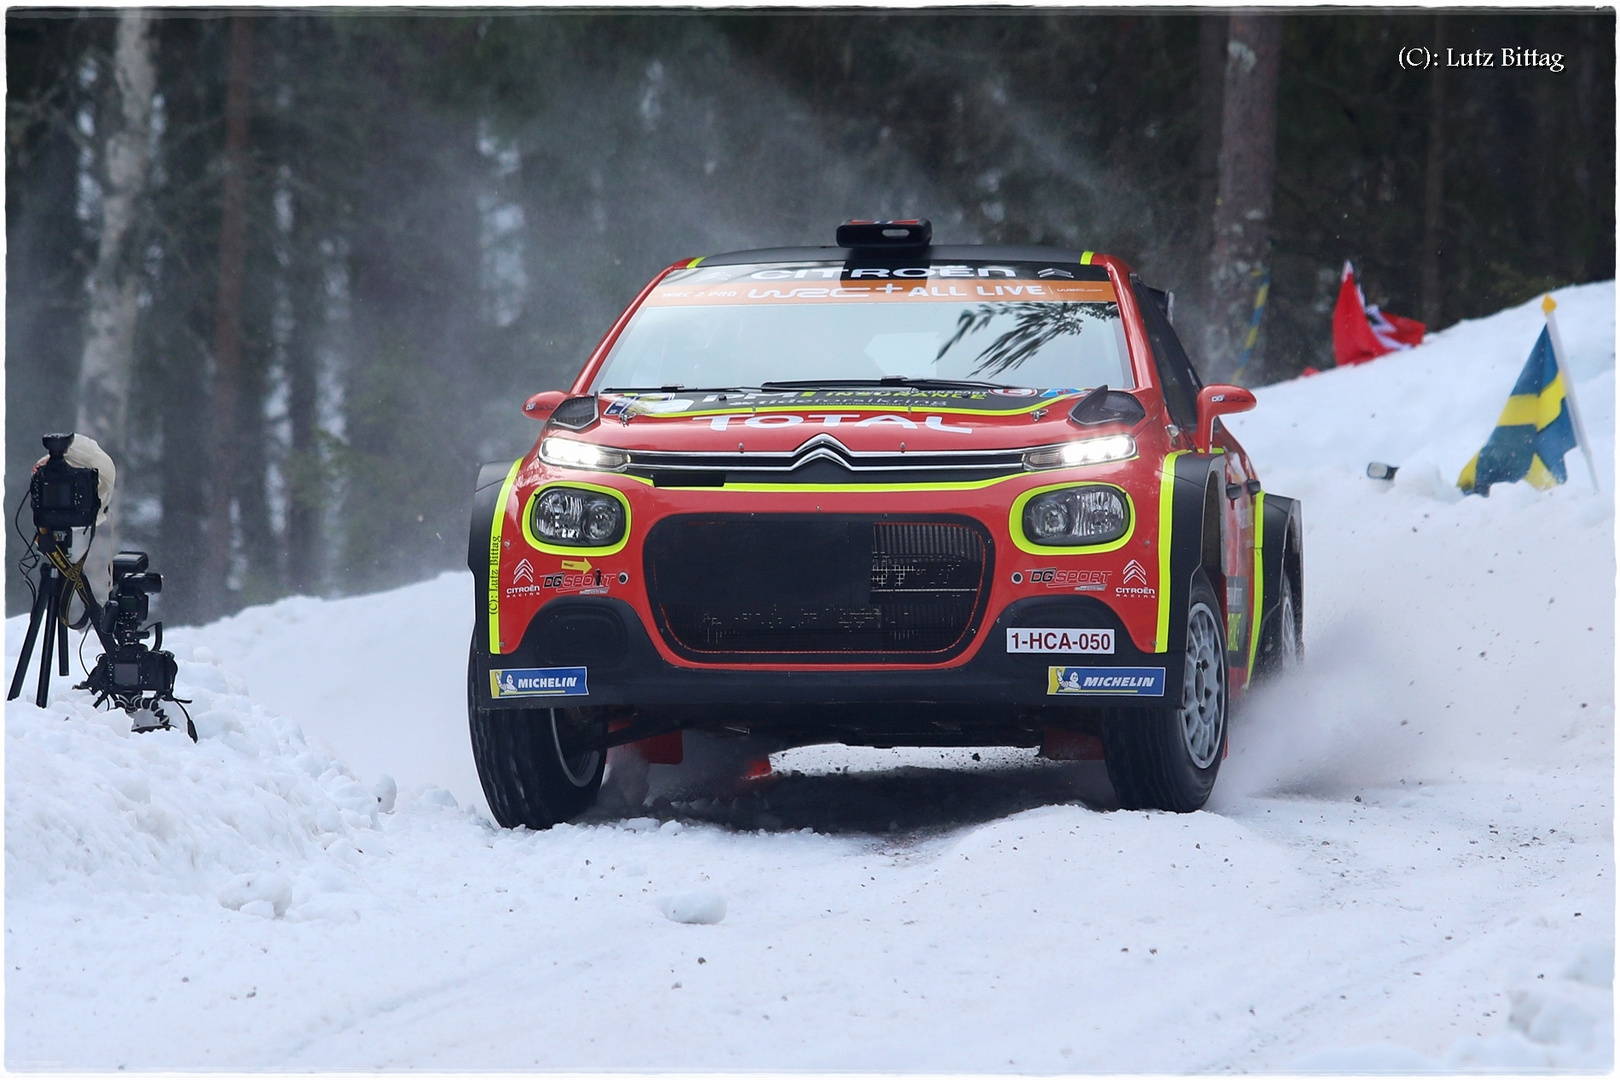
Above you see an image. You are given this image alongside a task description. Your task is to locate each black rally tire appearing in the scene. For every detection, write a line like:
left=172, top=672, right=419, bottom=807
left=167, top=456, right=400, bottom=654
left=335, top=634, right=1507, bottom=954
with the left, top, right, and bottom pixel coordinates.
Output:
left=1103, top=574, right=1228, bottom=813
left=467, top=644, right=605, bottom=829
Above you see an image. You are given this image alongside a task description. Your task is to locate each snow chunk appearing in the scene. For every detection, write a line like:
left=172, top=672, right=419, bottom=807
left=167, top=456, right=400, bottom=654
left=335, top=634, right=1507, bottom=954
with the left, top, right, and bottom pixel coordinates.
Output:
left=658, top=890, right=726, bottom=925
left=371, top=774, right=397, bottom=814
left=218, top=872, right=293, bottom=917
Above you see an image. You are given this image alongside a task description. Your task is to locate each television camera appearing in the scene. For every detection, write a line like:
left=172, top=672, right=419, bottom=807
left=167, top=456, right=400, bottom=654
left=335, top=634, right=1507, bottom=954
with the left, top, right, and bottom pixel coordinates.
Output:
left=7, top=434, right=190, bottom=739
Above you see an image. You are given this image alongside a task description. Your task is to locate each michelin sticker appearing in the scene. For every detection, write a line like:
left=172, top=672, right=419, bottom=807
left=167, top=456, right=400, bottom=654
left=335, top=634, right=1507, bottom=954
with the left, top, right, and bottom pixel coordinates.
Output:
left=490, top=666, right=589, bottom=699
left=1047, top=666, right=1165, bottom=696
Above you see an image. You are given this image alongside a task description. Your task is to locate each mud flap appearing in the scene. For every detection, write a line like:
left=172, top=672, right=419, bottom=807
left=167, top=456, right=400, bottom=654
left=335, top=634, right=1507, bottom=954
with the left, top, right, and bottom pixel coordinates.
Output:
left=1041, top=728, right=1105, bottom=761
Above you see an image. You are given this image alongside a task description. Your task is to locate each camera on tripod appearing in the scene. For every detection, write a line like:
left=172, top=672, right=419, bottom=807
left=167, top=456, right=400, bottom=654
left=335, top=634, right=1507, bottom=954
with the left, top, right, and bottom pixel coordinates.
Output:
left=30, top=432, right=103, bottom=531
left=8, top=433, right=190, bottom=739
left=109, top=552, right=162, bottom=639
left=83, top=552, right=179, bottom=706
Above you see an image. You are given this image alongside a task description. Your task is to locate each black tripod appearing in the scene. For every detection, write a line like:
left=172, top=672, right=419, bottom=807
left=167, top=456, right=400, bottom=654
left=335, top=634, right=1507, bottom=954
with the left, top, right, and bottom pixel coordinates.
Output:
left=7, top=527, right=92, bottom=709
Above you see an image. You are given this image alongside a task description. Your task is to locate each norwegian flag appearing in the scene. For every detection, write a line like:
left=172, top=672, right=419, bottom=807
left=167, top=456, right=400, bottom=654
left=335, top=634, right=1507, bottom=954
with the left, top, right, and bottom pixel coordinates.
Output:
left=1332, top=261, right=1425, bottom=367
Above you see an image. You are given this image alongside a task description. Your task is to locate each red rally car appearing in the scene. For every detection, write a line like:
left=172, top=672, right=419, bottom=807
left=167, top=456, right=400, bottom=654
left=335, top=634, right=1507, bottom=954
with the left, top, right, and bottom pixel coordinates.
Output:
left=466, top=220, right=1303, bottom=826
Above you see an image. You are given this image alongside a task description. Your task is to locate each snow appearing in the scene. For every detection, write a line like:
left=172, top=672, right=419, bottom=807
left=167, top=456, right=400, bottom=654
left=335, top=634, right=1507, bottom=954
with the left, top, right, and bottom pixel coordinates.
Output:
left=6, top=283, right=1614, bottom=1070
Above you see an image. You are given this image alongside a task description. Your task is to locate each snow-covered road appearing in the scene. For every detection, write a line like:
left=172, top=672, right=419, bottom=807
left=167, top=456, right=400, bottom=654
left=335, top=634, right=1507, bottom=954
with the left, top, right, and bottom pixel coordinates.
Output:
left=6, top=284, right=1614, bottom=1070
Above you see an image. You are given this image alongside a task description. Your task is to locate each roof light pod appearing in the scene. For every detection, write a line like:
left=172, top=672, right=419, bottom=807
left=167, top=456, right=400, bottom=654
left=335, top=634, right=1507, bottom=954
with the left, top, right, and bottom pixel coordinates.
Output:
left=836, top=219, right=932, bottom=248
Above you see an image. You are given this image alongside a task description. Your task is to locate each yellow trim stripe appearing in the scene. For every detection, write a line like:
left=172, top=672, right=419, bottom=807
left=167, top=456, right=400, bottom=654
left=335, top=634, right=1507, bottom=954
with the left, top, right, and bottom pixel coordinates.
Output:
left=488, top=459, right=522, bottom=654
left=713, top=474, right=1023, bottom=495
left=1247, top=491, right=1265, bottom=674
left=1155, top=450, right=1187, bottom=652
left=685, top=257, right=705, bottom=268
left=1080, top=251, right=1095, bottom=265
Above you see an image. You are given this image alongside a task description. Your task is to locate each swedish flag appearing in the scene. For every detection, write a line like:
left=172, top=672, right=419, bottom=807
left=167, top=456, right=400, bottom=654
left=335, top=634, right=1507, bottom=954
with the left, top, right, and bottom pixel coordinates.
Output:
left=1458, top=326, right=1578, bottom=495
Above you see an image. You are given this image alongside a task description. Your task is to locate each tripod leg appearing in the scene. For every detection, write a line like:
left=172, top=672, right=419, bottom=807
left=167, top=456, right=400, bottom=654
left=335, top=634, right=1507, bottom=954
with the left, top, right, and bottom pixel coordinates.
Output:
left=34, top=581, right=58, bottom=708
left=7, top=574, right=50, bottom=701
left=56, top=580, right=70, bottom=677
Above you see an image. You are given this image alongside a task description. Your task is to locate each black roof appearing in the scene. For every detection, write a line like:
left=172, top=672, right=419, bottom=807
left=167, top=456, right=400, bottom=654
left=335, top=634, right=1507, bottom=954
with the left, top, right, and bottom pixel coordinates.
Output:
left=698, top=244, right=1112, bottom=276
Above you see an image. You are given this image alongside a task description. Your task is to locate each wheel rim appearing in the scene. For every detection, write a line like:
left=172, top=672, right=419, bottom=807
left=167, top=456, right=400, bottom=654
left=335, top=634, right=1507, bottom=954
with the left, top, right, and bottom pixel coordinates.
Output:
left=1181, top=601, right=1226, bottom=769
left=550, top=709, right=601, bottom=788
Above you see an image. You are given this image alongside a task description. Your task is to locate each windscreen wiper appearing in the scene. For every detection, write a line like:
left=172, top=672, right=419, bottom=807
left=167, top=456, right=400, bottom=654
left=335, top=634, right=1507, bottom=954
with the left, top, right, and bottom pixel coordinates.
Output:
left=599, top=385, right=759, bottom=394
left=758, top=377, right=1012, bottom=392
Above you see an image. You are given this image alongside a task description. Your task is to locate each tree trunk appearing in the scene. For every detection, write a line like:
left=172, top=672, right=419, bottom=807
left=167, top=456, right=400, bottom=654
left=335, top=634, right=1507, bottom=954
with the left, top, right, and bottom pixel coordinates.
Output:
left=147, top=16, right=216, bottom=627
left=7, top=16, right=100, bottom=615
left=1571, top=19, right=1596, bottom=283
left=75, top=9, right=155, bottom=591
left=1195, top=13, right=1228, bottom=330
left=203, top=14, right=253, bottom=618
left=1203, top=14, right=1282, bottom=384
left=1420, top=17, right=1447, bottom=329
left=284, top=178, right=325, bottom=596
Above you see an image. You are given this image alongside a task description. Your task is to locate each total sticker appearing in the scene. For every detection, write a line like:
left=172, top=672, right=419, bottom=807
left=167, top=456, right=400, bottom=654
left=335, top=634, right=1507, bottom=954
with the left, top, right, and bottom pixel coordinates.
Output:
left=1006, top=628, right=1115, bottom=654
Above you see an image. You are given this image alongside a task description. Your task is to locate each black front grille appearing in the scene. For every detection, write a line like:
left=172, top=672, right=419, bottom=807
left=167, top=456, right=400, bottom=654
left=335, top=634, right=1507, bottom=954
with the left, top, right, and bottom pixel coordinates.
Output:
left=645, top=515, right=992, bottom=663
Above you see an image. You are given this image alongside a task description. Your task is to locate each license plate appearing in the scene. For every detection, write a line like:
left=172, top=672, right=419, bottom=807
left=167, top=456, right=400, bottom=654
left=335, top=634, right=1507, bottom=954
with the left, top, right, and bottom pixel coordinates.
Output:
left=1005, top=628, right=1115, bottom=654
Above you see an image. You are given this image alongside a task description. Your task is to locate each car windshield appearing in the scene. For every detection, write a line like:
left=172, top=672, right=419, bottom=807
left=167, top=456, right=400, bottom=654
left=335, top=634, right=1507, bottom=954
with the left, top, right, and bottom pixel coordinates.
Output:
left=591, top=260, right=1134, bottom=393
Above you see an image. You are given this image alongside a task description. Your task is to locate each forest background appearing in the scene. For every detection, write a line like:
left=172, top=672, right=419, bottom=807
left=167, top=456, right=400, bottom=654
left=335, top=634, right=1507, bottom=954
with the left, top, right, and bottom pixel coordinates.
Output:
left=7, top=9, right=1614, bottom=624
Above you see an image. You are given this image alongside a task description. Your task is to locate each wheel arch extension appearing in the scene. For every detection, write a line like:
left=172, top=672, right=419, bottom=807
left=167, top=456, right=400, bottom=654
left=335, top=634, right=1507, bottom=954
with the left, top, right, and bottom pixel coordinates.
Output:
left=469, top=459, right=522, bottom=657
left=1160, top=453, right=1228, bottom=660
left=1254, top=493, right=1304, bottom=664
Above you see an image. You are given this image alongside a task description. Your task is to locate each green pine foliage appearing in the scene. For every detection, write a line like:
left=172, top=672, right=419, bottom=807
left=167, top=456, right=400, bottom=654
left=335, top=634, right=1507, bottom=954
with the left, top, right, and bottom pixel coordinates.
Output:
left=5, top=10, right=1613, bottom=620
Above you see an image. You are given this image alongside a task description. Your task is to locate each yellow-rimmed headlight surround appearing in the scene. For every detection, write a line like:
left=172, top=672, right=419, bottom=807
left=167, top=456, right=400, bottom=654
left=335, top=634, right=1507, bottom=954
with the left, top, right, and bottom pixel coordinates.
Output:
left=1023, top=434, right=1136, bottom=471
left=1022, top=485, right=1130, bottom=547
left=530, top=487, right=626, bottom=547
left=539, top=436, right=629, bottom=472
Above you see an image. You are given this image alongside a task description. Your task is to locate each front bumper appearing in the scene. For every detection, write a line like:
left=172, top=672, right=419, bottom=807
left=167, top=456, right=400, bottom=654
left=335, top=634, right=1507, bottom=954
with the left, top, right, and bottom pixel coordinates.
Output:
left=471, top=590, right=1182, bottom=720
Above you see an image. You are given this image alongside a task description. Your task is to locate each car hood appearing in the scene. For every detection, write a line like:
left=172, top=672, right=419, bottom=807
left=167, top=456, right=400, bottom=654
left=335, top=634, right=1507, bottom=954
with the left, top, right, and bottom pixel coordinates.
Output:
left=578, top=387, right=1131, bottom=454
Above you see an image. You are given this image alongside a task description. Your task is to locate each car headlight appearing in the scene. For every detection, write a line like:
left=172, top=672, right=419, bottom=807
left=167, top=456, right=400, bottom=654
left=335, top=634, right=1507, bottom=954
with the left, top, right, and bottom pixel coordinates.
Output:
left=1023, top=434, right=1136, bottom=471
left=540, top=436, right=629, bottom=472
left=531, top=487, right=626, bottom=546
left=1022, top=485, right=1130, bottom=546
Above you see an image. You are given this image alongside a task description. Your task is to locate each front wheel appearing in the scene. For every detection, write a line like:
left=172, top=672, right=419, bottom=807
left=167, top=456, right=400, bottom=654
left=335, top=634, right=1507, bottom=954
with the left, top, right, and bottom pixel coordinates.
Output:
left=468, top=646, right=605, bottom=828
left=1103, top=575, right=1228, bottom=812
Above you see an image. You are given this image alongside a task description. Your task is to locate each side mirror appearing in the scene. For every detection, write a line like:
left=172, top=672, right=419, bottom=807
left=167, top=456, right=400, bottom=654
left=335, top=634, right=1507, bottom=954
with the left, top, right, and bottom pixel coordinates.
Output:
left=1195, top=384, right=1256, bottom=451
left=523, top=390, right=568, bottom=421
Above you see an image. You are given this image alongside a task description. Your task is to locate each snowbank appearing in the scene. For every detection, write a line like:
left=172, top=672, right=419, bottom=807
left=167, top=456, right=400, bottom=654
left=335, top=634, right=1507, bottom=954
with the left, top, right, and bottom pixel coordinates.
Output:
left=5, top=282, right=1613, bottom=1070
